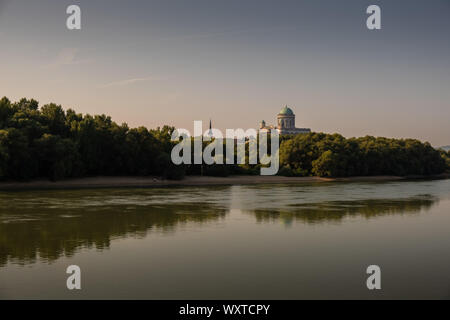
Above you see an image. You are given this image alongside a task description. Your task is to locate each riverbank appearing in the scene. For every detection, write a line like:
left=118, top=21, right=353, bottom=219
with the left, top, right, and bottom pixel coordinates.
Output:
left=0, top=174, right=449, bottom=190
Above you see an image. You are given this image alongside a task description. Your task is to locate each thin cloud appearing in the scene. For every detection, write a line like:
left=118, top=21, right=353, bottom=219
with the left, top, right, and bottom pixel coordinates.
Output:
left=99, top=77, right=153, bottom=88
left=42, top=48, right=91, bottom=69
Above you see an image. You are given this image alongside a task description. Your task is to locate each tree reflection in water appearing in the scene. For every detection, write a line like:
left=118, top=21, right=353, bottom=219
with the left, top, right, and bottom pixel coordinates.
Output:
left=0, top=187, right=439, bottom=267
left=245, top=195, right=438, bottom=226
left=0, top=188, right=229, bottom=266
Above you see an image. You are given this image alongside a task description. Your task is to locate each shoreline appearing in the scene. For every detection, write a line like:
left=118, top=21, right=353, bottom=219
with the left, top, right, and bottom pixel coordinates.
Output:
left=0, top=174, right=448, bottom=191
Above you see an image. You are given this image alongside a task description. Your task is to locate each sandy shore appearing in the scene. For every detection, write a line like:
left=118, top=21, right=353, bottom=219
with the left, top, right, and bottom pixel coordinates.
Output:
left=0, top=174, right=448, bottom=191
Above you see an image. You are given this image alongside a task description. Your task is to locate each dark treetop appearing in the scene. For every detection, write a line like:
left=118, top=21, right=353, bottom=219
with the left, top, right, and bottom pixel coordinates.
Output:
left=0, top=97, right=448, bottom=181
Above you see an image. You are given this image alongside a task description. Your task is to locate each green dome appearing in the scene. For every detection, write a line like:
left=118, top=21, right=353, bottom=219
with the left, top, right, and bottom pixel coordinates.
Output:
left=279, top=105, right=294, bottom=115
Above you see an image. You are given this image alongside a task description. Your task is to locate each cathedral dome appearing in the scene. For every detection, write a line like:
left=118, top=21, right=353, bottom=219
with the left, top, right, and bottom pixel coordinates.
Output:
left=278, top=105, right=294, bottom=116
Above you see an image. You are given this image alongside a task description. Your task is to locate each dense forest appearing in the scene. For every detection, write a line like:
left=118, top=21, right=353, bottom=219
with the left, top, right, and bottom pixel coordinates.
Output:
left=279, top=133, right=449, bottom=177
left=0, top=97, right=449, bottom=181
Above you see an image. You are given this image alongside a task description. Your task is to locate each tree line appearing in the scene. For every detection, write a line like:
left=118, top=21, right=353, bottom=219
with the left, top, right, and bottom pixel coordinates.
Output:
left=279, top=133, right=449, bottom=177
left=0, top=97, right=448, bottom=181
left=0, top=97, right=183, bottom=180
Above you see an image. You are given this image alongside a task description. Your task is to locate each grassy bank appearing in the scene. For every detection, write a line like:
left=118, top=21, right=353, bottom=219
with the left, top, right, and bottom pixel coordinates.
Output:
left=1, top=174, right=449, bottom=191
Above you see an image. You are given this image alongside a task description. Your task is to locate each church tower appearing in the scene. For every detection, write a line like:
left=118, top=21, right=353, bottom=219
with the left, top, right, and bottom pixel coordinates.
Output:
left=277, top=105, right=295, bottom=130
left=258, top=105, right=311, bottom=135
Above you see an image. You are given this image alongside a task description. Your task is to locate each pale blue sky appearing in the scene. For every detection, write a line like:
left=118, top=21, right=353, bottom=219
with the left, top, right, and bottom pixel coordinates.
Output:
left=0, top=0, right=449, bottom=145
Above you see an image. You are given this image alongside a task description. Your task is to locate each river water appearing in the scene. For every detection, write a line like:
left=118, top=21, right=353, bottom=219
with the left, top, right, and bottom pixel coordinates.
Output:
left=1, top=179, right=449, bottom=299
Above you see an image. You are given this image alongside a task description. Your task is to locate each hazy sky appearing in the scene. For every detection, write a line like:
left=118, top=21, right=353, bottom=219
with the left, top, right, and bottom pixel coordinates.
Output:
left=0, top=0, right=449, bottom=146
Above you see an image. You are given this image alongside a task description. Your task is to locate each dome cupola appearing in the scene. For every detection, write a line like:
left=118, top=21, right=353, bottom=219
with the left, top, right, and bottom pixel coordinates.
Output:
left=278, top=105, right=294, bottom=116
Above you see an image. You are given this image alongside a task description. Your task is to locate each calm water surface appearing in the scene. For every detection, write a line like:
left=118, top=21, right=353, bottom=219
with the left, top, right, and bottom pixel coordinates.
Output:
left=1, top=179, right=450, bottom=299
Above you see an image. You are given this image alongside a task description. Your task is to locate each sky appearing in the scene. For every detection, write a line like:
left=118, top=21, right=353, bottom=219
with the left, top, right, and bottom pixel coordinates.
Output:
left=0, top=0, right=449, bottom=146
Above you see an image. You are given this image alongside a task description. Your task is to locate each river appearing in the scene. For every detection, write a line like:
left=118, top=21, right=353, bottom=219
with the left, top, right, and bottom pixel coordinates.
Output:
left=1, top=179, right=449, bottom=299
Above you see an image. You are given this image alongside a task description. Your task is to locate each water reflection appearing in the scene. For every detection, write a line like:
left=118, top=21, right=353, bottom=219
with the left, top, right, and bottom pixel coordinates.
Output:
left=0, top=184, right=442, bottom=267
left=245, top=195, right=438, bottom=225
left=1, top=180, right=449, bottom=299
left=0, top=189, right=229, bottom=266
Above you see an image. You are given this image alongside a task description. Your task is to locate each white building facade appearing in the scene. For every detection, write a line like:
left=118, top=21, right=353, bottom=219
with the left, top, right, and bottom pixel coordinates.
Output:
left=259, top=106, right=311, bottom=135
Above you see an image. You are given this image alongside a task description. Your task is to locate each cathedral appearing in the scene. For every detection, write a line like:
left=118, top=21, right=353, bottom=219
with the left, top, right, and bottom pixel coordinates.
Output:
left=259, top=106, right=311, bottom=135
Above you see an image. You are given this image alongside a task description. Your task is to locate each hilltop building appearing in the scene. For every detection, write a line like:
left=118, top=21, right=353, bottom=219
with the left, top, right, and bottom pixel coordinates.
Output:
left=259, top=106, right=311, bottom=135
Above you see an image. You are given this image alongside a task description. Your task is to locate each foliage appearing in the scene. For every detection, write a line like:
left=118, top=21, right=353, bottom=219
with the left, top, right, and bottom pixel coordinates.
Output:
left=0, top=97, right=447, bottom=181
left=280, top=133, right=447, bottom=177
left=0, top=97, right=178, bottom=180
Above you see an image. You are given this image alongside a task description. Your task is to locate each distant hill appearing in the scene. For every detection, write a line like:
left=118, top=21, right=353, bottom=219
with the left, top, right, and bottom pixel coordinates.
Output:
left=440, top=145, right=450, bottom=152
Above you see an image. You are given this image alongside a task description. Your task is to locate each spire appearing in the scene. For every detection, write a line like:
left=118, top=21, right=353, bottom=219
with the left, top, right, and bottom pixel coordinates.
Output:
left=208, top=118, right=213, bottom=137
